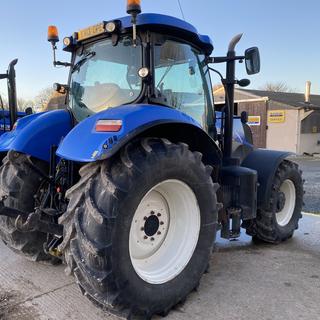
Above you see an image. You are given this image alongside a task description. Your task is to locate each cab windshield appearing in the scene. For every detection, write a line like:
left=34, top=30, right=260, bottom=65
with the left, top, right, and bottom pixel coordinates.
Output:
left=69, top=36, right=142, bottom=121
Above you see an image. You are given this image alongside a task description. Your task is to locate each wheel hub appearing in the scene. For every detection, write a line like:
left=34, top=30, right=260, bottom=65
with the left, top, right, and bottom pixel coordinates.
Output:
left=275, top=179, right=296, bottom=227
left=144, top=214, right=160, bottom=237
left=276, top=192, right=286, bottom=212
left=129, top=179, right=201, bottom=284
left=130, top=190, right=170, bottom=260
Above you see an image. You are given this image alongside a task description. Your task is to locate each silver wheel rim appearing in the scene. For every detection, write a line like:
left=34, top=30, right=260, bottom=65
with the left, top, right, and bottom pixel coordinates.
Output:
left=129, top=179, right=201, bottom=284
left=276, top=179, right=296, bottom=227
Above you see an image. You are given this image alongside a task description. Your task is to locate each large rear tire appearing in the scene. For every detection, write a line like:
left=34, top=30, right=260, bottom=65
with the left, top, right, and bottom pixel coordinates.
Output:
left=245, top=160, right=303, bottom=243
left=0, top=151, right=56, bottom=263
left=59, top=138, right=219, bottom=318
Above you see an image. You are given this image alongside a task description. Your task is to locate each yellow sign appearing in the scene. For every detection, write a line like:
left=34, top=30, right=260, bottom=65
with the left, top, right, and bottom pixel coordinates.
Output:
left=77, top=22, right=105, bottom=41
left=268, top=110, right=285, bottom=123
left=247, top=116, right=261, bottom=126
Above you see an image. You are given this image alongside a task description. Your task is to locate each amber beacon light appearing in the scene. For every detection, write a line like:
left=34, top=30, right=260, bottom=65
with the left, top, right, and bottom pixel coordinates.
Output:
left=127, top=0, right=141, bottom=15
left=127, top=0, right=141, bottom=46
left=47, top=25, right=59, bottom=44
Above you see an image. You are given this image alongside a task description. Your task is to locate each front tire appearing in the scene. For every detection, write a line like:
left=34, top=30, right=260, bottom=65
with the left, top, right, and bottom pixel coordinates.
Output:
left=245, top=160, right=303, bottom=243
left=0, top=151, right=56, bottom=262
left=59, top=138, right=219, bottom=318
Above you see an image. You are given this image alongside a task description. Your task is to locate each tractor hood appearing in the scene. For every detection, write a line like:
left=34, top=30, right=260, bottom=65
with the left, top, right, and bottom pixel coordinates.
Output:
left=56, top=104, right=201, bottom=162
left=0, top=110, right=72, bottom=162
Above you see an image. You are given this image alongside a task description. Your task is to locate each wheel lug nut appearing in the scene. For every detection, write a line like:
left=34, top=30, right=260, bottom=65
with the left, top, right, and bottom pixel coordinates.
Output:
left=150, top=211, right=155, bottom=215
left=151, top=237, right=155, bottom=241
left=160, top=221, right=164, bottom=225
left=157, top=231, right=161, bottom=235
left=157, top=213, right=161, bottom=217
left=144, top=216, right=147, bottom=220
left=140, top=227, right=144, bottom=231
left=144, top=236, right=148, bottom=239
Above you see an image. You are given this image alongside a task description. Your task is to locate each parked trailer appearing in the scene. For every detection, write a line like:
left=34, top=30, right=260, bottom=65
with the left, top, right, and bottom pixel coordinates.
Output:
left=0, top=1, right=303, bottom=318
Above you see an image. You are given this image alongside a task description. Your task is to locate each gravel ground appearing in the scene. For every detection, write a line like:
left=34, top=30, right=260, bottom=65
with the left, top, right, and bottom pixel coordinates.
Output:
left=290, top=156, right=320, bottom=213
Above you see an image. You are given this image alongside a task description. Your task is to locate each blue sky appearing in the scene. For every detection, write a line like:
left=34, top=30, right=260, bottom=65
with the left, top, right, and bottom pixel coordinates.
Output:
left=0, top=0, right=319, bottom=100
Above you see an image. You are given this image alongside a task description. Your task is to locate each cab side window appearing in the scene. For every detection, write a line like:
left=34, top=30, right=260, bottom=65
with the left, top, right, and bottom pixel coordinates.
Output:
left=154, top=40, right=212, bottom=127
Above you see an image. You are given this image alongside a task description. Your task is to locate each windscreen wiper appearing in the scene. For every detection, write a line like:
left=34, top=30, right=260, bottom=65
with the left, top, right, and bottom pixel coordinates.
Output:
left=71, top=51, right=96, bottom=73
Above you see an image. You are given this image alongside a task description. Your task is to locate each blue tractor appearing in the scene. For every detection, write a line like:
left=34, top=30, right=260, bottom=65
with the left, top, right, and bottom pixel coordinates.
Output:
left=0, top=1, right=303, bottom=318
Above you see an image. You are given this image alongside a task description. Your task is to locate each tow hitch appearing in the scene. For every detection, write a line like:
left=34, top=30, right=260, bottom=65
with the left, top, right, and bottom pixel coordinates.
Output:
left=0, top=201, right=63, bottom=236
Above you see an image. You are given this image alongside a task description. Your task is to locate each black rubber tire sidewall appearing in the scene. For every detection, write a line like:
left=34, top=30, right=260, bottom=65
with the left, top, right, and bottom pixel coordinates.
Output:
left=248, top=160, right=304, bottom=243
left=81, top=139, right=218, bottom=314
left=271, top=161, right=303, bottom=238
left=0, top=151, right=55, bottom=262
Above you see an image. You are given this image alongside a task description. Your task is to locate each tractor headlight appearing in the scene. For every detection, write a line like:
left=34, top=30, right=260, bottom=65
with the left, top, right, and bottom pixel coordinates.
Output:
left=63, top=37, right=72, bottom=46
left=106, top=22, right=117, bottom=33
left=138, top=67, right=149, bottom=79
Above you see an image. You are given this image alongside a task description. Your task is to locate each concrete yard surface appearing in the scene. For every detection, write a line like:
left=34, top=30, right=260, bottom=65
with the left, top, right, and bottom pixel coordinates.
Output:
left=0, top=214, right=319, bottom=320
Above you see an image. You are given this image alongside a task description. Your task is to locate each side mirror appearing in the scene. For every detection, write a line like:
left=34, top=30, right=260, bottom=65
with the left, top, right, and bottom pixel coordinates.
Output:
left=245, top=47, right=260, bottom=75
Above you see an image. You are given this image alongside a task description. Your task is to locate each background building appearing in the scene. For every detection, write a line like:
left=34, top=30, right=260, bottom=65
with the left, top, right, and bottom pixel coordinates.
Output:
left=214, top=84, right=320, bottom=155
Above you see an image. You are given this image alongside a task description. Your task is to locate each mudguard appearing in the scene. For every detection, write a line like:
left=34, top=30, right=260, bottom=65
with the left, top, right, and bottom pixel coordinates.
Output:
left=57, top=104, right=215, bottom=162
left=0, top=110, right=72, bottom=162
left=242, top=149, right=292, bottom=207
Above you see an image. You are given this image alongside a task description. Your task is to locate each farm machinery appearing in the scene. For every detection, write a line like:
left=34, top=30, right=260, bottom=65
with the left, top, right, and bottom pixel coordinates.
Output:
left=0, top=59, right=27, bottom=133
left=0, top=1, right=303, bottom=318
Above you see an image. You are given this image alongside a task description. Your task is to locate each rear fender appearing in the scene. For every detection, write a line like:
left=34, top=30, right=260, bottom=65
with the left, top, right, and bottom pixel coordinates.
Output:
left=56, top=104, right=222, bottom=166
left=0, top=110, right=73, bottom=162
left=242, top=149, right=292, bottom=207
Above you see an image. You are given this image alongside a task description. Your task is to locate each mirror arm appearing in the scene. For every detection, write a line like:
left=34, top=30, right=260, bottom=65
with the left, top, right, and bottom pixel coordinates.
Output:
left=207, top=55, right=245, bottom=64
left=54, top=61, right=72, bottom=67
left=51, top=43, right=72, bottom=68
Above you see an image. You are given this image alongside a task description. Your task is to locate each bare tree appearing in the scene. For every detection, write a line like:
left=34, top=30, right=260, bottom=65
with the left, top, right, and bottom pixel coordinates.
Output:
left=260, top=82, right=294, bottom=93
left=0, top=92, right=8, bottom=109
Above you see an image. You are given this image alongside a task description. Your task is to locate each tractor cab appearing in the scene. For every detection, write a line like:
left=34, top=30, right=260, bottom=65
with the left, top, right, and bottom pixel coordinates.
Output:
left=49, top=13, right=215, bottom=133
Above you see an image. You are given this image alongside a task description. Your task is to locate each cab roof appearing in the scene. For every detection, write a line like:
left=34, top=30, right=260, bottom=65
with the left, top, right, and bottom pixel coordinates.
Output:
left=120, top=13, right=213, bottom=55
left=72, top=13, right=214, bottom=55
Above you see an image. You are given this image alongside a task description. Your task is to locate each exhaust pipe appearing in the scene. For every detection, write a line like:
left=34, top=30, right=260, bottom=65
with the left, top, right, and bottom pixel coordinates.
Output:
left=305, top=81, right=311, bottom=104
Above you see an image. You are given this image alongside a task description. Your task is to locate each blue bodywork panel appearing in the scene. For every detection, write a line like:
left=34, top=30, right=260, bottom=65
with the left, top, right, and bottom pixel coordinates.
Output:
left=215, top=112, right=253, bottom=148
left=0, top=110, right=25, bottom=135
left=66, top=13, right=214, bottom=55
left=0, top=108, right=251, bottom=165
left=56, top=104, right=202, bottom=162
left=0, top=110, right=72, bottom=162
